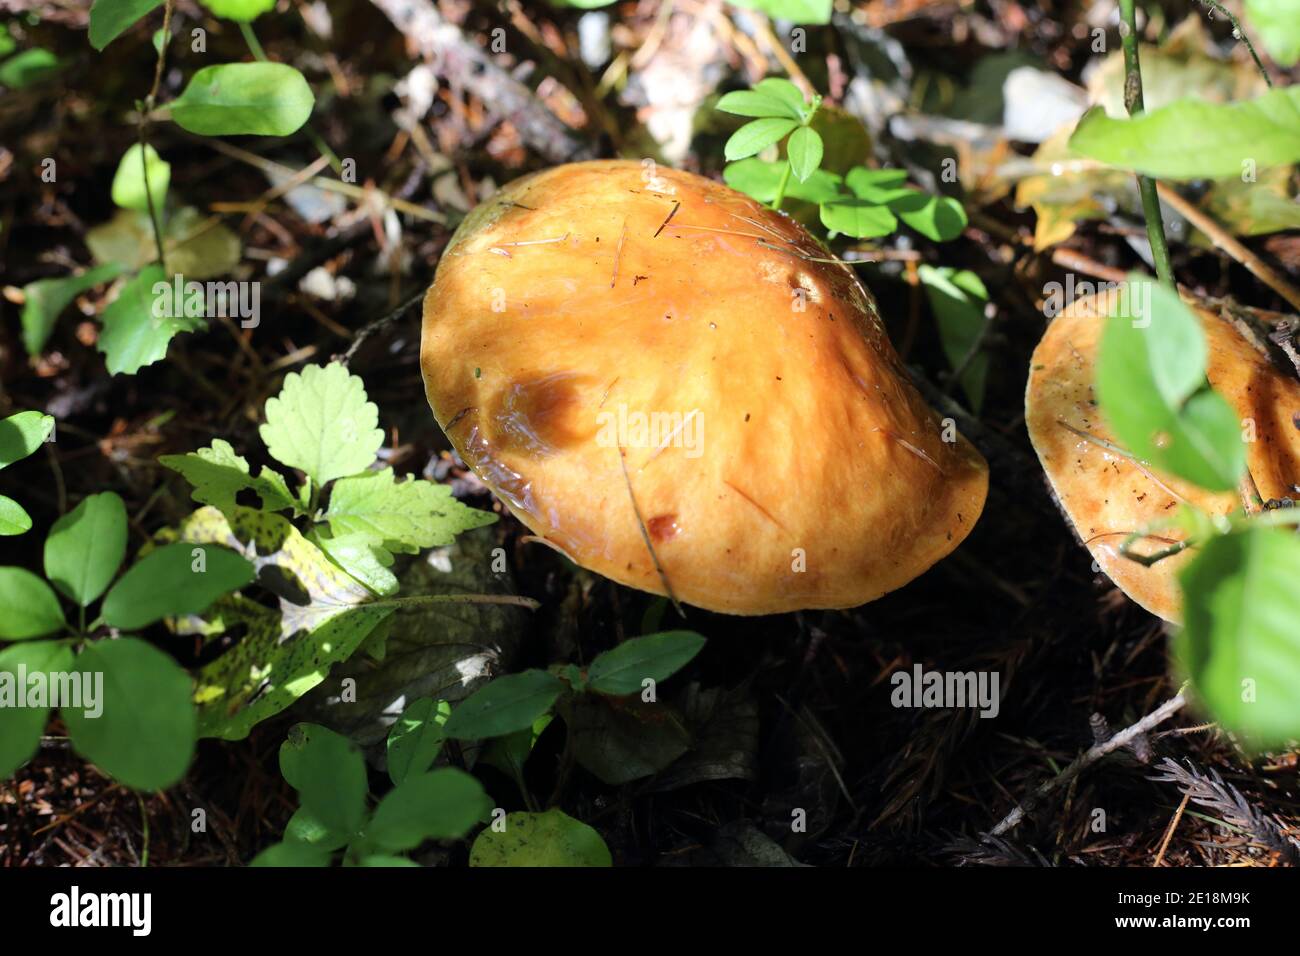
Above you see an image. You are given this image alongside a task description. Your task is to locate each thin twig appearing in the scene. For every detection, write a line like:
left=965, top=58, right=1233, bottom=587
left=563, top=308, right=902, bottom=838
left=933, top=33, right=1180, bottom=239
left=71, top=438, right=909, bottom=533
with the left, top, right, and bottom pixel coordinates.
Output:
left=1155, top=184, right=1300, bottom=312
left=1192, top=0, right=1273, bottom=88
left=987, top=689, right=1187, bottom=838
left=336, top=288, right=426, bottom=365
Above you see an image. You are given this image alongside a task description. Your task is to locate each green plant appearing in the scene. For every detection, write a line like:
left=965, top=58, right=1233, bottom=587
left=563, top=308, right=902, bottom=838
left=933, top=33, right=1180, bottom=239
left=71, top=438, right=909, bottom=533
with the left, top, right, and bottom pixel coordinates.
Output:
left=716, top=77, right=967, bottom=242
left=1077, top=4, right=1300, bottom=748
left=0, top=411, right=54, bottom=535
left=154, top=362, right=532, bottom=742
left=0, top=490, right=255, bottom=788
left=17, top=0, right=317, bottom=372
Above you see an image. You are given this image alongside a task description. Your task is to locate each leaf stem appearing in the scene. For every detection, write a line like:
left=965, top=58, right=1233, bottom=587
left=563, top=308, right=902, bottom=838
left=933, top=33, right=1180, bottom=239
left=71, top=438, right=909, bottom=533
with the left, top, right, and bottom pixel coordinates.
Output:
left=1117, top=0, right=1174, bottom=287
left=138, top=0, right=175, bottom=275
left=770, top=160, right=793, bottom=212
left=1192, top=0, right=1273, bottom=88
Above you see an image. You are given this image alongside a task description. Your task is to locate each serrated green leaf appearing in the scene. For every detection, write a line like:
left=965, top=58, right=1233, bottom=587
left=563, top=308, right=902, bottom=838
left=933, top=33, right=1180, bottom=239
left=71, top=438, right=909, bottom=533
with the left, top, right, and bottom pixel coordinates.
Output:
left=587, top=631, right=707, bottom=696
left=159, top=439, right=297, bottom=517
left=0, top=568, right=66, bottom=639
left=279, top=722, right=368, bottom=835
left=260, top=363, right=384, bottom=487
left=311, top=531, right=398, bottom=596
left=469, top=809, right=611, bottom=867
left=0, top=411, right=54, bottom=469
left=101, top=541, right=255, bottom=630
left=366, top=768, right=492, bottom=851
left=786, top=126, right=823, bottom=183
left=62, top=638, right=196, bottom=790
left=1069, top=89, right=1300, bottom=180
left=44, top=492, right=127, bottom=607
left=0, top=641, right=74, bottom=777
left=325, top=468, right=496, bottom=561
left=99, top=265, right=207, bottom=376
left=169, top=63, right=314, bottom=137
left=1176, top=527, right=1300, bottom=747
left=19, top=266, right=123, bottom=356
left=89, top=0, right=163, bottom=50
left=724, top=117, right=799, bottom=161
left=444, top=669, right=567, bottom=740
left=111, top=143, right=170, bottom=213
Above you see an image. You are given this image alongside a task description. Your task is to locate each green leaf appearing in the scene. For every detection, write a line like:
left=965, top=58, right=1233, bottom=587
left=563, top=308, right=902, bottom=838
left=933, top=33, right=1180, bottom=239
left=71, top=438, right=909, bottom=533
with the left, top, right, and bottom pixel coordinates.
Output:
left=110, top=144, right=171, bottom=213
left=895, top=194, right=968, bottom=242
left=587, top=631, right=707, bottom=696
left=44, top=492, right=127, bottom=607
left=818, top=197, right=897, bottom=238
left=716, top=89, right=800, bottom=120
left=99, top=265, right=206, bottom=376
left=169, top=63, right=315, bottom=137
left=386, top=697, right=450, bottom=786
left=723, top=158, right=842, bottom=205
left=753, top=77, right=808, bottom=117
left=355, top=854, right=420, bottom=867
left=101, top=541, right=255, bottom=630
left=724, top=117, right=799, bottom=161
left=259, top=363, right=384, bottom=487
left=324, top=468, right=496, bottom=561
left=199, top=0, right=276, bottom=21
left=845, top=166, right=911, bottom=201
left=1069, top=89, right=1300, bottom=180
left=279, top=723, right=368, bottom=836
left=1176, top=527, right=1300, bottom=747
left=284, top=806, right=352, bottom=851
left=311, top=531, right=398, bottom=596
left=0, top=411, right=54, bottom=468
left=172, top=507, right=394, bottom=740
left=366, top=768, right=492, bottom=851
left=87, top=207, right=241, bottom=279
left=62, top=638, right=196, bottom=790
left=443, top=670, right=567, bottom=740
left=918, top=265, right=989, bottom=412
left=469, top=809, right=611, bottom=867
left=0, top=48, right=61, bottom=87
left=18, top=266, right=123, bottom=355
left=1095, top=278, right=1246, bottom=491
left=89, top=0, right=164, bottom=50
left=159, top=439, right=298, bottom=517
left=249, top=840, right=332, bottom=867
left=0, top=568, right=66, bottom=639
left=0, top=495, right=33, bottom=536
left=481, top=713, right=552, bottom=785
left=1246, top=0, right=1300, bottom=68
left=728, top=0, right=832, bottom=26
left=786, top=126, right=824, bottom=183
left=0, top=640, right=74, bottom=777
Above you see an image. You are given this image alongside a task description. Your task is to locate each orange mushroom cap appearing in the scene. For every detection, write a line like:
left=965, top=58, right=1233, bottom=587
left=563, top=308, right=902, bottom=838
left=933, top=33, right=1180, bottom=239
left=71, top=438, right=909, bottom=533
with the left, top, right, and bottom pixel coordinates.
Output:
left=421, top=160, right=988, bottom=614
left=1026, top=289, right=1300, bottom=622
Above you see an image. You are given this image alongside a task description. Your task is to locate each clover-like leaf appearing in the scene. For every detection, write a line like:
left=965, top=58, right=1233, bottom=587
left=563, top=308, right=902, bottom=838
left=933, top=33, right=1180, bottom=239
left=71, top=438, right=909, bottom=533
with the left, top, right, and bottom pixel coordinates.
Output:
left=101, top=541, right=255, bottom=630
left=44, top=492, right=127, bottom=607
left=0, top=568, right=66, bottom=640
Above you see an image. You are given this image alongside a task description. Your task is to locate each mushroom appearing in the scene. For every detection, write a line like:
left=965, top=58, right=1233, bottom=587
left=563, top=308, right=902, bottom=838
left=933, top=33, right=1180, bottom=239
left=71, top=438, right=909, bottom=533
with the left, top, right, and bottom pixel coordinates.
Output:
left=421, top=160, right=988, bottom=615
left=1026, top=288, right=1300, bottom=622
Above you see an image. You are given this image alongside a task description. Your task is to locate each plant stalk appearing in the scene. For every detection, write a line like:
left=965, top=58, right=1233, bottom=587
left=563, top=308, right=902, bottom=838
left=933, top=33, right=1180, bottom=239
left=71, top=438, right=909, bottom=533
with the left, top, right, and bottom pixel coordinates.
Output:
left=1117, top=0, right=1174, bottom=287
